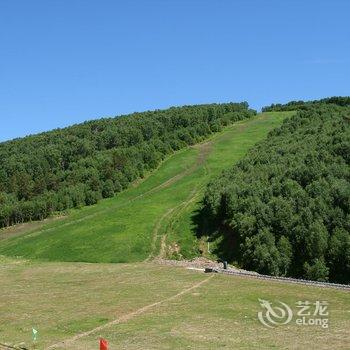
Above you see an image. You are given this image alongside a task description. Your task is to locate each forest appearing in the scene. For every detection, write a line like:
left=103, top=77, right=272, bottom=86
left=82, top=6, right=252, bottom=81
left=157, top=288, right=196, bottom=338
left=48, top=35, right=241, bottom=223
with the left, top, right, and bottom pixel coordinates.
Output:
left=0, top=102, right=255, bottom=228
left=201, top=101, right=350, bottom=283
left=262, top=96, right=350, bottom=112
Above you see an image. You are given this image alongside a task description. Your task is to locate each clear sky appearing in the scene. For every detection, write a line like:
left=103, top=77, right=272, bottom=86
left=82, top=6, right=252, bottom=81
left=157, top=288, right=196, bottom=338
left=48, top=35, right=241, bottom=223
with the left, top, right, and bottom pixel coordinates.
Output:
left=0, top=0, right=349, bottom=142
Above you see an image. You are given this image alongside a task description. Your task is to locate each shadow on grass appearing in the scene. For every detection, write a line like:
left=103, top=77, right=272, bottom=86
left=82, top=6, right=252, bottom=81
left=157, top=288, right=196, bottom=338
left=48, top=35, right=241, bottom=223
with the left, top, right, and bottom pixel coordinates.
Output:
left=191, top=202, right=241, bottom=263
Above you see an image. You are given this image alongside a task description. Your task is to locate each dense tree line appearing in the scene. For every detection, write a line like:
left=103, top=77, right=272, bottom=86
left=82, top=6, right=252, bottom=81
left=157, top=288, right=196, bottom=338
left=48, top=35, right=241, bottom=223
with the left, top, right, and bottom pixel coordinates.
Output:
left=262, top=96, right=350, bottom=112
left=201, top=102, right=350, bottom=283
left=0, top=102, right=255, bottom=228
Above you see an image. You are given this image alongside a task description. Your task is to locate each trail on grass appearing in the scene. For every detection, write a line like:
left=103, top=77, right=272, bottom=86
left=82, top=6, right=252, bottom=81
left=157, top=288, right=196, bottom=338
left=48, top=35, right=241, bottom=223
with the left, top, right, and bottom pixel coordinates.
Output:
left=154, top=186, right=198, bottom=260
left=145, top=207, right=177, bottom=261
left=45, top=274, right=214, bottom=349
left=136, top=141, right=211, bottom=199
left=157, top=179, right=208, bottom=259
left=146, top=142, right=212, bottom=260
left=145, top=186, right=200, bottom=261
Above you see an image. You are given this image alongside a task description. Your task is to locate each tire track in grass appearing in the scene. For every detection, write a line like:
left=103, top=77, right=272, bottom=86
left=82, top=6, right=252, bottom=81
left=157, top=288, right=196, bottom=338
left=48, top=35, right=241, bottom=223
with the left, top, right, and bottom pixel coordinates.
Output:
left=157, top=148, right=212, bottom=259
left=45, top=274, right=214, bottom=349
left=157, top=183, right=206, bottom=259
left=145, top=185, right=201, bottom=261
left=146, top=142, right=212, bottom=260
left=157, top=116, right=273, bottom=257
left=156, top=186, right=198, bottom=259
left=145, top=207, right=177, bottom=262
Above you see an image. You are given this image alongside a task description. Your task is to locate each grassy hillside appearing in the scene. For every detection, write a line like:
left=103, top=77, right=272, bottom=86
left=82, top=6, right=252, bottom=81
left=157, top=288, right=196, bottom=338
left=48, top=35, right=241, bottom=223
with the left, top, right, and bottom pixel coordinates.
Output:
left=0, top=103, right=254, bottom=228
left=0, top=112, right=293, bottom=262
left=1, top=256, right=349, bottom=349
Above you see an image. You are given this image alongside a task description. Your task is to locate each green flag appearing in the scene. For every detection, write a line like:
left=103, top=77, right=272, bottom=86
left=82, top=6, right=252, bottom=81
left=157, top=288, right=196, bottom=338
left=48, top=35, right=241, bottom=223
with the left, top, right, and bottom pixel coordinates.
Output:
left=32, top=328, right=38, bottom=341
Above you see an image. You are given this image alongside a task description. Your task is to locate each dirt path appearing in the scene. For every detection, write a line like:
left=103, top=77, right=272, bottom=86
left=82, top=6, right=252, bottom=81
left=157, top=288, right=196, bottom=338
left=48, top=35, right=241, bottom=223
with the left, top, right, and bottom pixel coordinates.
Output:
left=45, top=274, right=214, bottom=349
left=156, top=145, right=212, bottom=259
left=157, top=185, right=203, bottom=259
left=157, top=189, right=197, bottom=259
left=145, top=207, right=177, bottom=262
left=0, top=215, right=67, bottom=241
left=145, top=186, right=199, bottom=261
left=137, top=141, right=211, bottom=199
left=146, top=141, right=212, bottom=260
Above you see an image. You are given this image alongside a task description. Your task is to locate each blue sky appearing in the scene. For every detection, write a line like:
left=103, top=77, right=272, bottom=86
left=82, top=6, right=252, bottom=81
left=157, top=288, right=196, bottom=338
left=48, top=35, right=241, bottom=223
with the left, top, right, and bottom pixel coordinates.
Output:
left=0, top=0, right=349, bottom=141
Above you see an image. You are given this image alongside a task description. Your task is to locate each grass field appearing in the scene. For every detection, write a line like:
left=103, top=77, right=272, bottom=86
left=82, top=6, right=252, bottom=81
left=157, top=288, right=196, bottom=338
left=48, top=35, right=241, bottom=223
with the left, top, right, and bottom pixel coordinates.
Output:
left=0, top=112, right=294, bottom=263
left=0, top=256, right=349, bottom=349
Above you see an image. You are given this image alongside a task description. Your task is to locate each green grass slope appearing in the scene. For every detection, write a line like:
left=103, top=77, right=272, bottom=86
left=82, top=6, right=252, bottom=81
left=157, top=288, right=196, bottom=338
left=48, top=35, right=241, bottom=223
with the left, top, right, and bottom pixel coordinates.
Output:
left=0, top=112, right=293, bottom=262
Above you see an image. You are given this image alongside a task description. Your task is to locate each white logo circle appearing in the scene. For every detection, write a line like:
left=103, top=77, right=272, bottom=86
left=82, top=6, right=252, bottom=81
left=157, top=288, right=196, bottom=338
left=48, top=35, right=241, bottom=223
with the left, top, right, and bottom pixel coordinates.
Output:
left=258, top=298, right=293, bottom=328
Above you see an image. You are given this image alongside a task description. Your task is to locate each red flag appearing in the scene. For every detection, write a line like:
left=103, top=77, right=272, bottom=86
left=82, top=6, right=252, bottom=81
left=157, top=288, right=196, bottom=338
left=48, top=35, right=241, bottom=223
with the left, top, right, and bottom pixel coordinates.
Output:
left=100, top=338, right=108, bottom=350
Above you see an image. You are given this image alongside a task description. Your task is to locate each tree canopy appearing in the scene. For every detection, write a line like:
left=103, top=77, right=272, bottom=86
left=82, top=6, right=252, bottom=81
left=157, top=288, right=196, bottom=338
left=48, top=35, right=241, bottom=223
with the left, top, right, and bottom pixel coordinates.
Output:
left=201, top=101, right=350, bottom=283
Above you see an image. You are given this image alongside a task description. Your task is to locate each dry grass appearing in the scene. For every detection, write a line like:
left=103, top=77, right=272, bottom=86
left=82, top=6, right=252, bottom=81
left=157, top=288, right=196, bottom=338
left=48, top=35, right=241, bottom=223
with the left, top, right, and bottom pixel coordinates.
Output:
left=0, top=257, right=349, bottom=349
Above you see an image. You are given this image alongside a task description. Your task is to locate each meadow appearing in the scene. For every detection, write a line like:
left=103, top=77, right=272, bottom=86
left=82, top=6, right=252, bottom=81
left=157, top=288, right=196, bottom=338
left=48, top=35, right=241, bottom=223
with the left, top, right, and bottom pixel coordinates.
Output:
left=0, top=256, right=349, bottom=349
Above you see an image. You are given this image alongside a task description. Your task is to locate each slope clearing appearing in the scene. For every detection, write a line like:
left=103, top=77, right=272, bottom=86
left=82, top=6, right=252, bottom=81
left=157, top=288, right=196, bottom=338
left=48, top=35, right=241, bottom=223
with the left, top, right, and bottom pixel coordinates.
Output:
left=0, top=112, right=293, bottom=262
